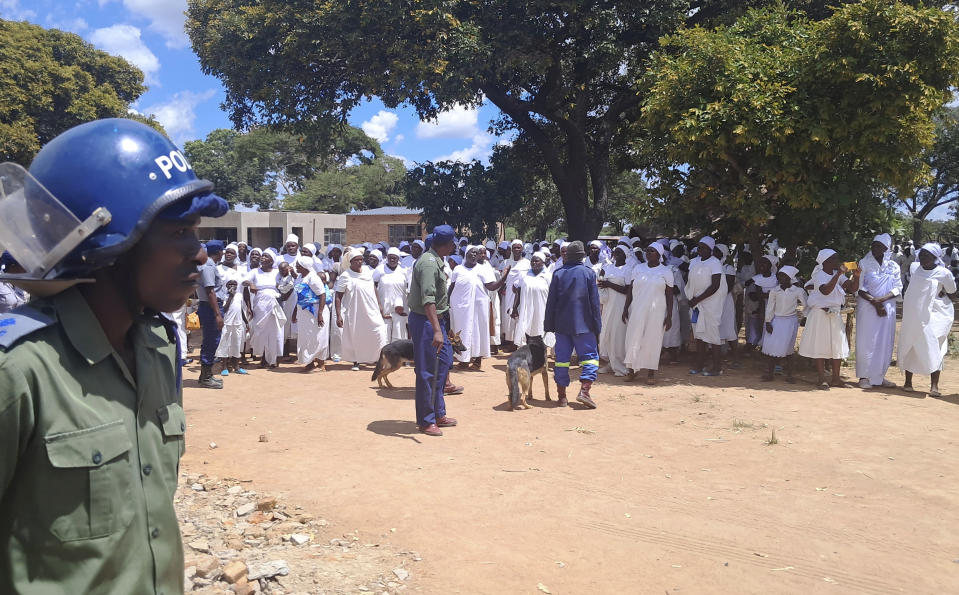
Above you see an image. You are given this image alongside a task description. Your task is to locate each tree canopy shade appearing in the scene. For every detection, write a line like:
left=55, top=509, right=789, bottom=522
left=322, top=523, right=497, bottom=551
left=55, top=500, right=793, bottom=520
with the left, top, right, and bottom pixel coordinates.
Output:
left=640, top=0, right=959, bottom=252
left=188, top=0, right=769, bottom=241
left=0, top=19, right=162, bottom=164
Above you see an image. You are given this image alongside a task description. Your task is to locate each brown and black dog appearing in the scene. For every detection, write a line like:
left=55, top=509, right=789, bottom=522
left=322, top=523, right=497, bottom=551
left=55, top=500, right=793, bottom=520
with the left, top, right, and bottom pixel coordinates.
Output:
left=371, top=330, right=466, bottom=388
left=506, top=334, right=550, bottom=410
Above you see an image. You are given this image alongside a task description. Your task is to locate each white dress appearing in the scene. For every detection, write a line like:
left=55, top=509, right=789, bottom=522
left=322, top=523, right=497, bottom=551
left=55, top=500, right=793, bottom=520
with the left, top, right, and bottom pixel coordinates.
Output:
left=296, top=271, right=330, bottom=364
left=663, top=266, right=685, bottom=349
left=277, top=273, right=297, bottom=344
left=855, top=253, right=902, bottom=384
left=450, top=264, right=492, bottom=361
left=501, top=257, right=530, bottom=341
left=686, top=256, right=727, bottom=345
left=899, top=262, right=956, bottom=374
left=477, top=262, right=501, bottom=346
left=335, top=268, right=388, bottom=364
left=598, top=262, right=631, bottom=375
left=720, top=264, right=738, bottom=342
left=246, top=268, right=285, bottom=365
left=624, top=263, right=674, bottom=371
left=215, top=289, right=246, bottom=359
left=746, top=273, right=778, bottom=345
left=328, top=263, right=343, bottom=359
left=512, top=268, right=552, bottom=347
left=761, top=285, right=806, bottom=357
left=376, top=265, right=409, bottom=342
left=798, top=269, right=849, bottom=360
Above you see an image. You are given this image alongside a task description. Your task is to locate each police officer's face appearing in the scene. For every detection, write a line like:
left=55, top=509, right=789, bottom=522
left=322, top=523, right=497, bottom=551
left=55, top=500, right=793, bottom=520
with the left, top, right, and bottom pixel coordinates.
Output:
left=131, top=216, right=206, bottom=313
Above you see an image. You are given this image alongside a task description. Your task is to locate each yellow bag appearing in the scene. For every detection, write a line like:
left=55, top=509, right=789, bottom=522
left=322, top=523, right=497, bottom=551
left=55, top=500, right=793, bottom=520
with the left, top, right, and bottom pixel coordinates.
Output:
left=185, top=312, right=201, bottom=331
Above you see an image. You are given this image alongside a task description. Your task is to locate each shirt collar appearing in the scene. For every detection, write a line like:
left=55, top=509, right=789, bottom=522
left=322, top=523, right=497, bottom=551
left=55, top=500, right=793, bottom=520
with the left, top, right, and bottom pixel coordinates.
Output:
left=54, top=287, right=114, bottom=365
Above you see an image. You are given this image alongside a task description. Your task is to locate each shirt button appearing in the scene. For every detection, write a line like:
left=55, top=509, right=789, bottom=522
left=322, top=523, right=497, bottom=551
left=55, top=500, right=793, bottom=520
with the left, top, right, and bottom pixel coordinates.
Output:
left=181, top=422, right=186, bottom=432
left=143, top=464, right=152, bottom=476
left=151, top=527, right=159, bottom=539
left=92, top=451, right=102, bottom=465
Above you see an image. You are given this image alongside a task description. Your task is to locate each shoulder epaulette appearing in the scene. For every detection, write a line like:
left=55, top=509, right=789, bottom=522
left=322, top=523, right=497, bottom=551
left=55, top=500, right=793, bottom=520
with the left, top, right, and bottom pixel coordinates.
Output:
left=0, top=304, right=56, bottom=351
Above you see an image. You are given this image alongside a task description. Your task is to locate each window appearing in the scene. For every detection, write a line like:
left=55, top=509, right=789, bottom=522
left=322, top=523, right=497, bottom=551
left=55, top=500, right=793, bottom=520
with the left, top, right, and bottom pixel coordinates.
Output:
left=324, top=228, right=346, bottom=245
left=388, top=224, right=422, bottom=246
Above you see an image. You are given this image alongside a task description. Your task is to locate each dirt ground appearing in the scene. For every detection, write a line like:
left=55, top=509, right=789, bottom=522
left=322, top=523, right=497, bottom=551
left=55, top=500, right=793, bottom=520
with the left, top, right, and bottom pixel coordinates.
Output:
left=179, top=348, right=959, bottom=595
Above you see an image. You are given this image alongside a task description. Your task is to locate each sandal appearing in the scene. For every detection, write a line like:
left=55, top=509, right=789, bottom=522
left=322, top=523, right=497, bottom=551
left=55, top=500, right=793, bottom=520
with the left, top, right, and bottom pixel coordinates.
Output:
left=818, top=381, right=830, bottom=390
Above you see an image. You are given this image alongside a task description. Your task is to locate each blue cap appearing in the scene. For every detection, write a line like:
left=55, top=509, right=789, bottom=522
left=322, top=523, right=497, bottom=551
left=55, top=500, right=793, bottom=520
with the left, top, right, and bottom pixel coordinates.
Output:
left=432, top=225, right=456, bottom=244
left=449, top=254, right=463, bottom=265
left=1, top=251, right=18, bottom=269
left=205, top=240, right=225, bottom=254
left=424, top=233, right=434, bottom=251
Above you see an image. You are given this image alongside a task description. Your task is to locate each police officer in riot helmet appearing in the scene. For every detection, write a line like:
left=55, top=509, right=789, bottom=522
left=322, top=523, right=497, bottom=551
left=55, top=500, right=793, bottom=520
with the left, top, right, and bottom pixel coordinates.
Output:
left=0, top=118, right=229, bottom=593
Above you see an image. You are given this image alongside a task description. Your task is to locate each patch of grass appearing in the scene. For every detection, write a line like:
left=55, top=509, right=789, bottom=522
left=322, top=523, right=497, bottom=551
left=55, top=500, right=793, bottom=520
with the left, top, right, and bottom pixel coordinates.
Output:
left=948, top=332, right=959, bottom=357
left=692, top=395, right=701, bottom=403
left=765, top=429, right=779, bottom=446
left=733, top=419, right=753, bottom=430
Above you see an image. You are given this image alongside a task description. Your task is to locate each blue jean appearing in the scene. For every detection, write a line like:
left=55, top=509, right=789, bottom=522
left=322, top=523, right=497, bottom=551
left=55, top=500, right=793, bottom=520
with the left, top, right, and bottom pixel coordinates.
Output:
left=554, top=332, right=599, bottom=387
left=408, top=311, right=452, bottom=426
left=197, top=300, right=222, bottom=366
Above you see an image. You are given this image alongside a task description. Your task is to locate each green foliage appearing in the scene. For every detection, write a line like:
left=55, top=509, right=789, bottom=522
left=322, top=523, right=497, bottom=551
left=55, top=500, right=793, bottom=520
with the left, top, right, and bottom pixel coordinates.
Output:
left=641, top=0, right=959, bottom=251
left=184, top=129, right=280, bottom=209
left=0, top=19, right=156, bottom=164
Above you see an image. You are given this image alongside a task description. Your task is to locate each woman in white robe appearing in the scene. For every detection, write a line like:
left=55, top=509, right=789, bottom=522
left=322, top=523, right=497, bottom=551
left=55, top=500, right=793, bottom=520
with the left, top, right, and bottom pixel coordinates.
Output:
left=511, top=252, right=552, bottom=347
left=376, top=248, right=410, bottom=342
left=500, top=240, right=530, bottom=349
left=662, top=263, right=686, bottom=362
left=335, top=248, right=388, bottom=370
left=715, top=244, right=741, bottom=366
left=276, top=260, right=297, bottom=361
left=244, top=250, right=285, bottom=368
left=475, top=247, right=503, bottom=353
left=855, top=233, right=903, bottom=388
left=799, top=248, right=861, bottom=388
left=686, top=236, right=728, bottom=376
left=326, top=245, right=344, bottom=362
left=623, top=244, right=674, bottom=384
left=899, top=243, right=956, bottom=396
left=293, top=256, right=329, bottom=372
left=597, top=246, right=632, bottom=376
left=450, top=247, right=494, bottom=366
left=745, top=254, right=779, bottom=349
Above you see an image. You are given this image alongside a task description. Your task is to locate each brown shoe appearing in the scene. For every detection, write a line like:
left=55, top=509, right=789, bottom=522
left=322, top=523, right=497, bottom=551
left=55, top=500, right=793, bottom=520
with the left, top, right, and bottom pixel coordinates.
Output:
left=436, top=416, right=458, bottom=427
left=444, top=383, right=464, bottom=395
left=557, top=385, right=568, bottom=407
left=419, top=424, right=443, bottom=436
left=576, top=381, right=596, bottom=409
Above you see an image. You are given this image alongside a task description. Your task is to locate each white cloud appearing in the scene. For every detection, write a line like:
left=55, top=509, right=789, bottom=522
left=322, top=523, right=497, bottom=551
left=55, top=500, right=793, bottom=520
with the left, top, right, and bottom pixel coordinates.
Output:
left=434, top=133, right=496, bottom=163
left=100, top=0, right=190, bottom=49
left=393, top=134, right=405, bottom=144
left=361, top=110, right=399, bottom=143
left=142, top=89, right=216, bottom=145
left=416, top=104, right=480, bottom=139
left=0, top=0, right=37, bottom=20
left=89, top=24, right=161, bottom=85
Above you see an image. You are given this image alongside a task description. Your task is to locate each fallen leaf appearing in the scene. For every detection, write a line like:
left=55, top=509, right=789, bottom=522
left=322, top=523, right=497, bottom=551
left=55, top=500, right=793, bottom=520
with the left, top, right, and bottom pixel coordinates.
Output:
left=537, top=582, right=551, bottom=594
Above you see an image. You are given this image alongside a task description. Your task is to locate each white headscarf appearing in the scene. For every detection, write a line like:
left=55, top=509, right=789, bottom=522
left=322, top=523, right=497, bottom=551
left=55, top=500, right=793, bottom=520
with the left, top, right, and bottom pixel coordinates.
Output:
left=387, top=247, right=402, bottom=258
left=295, top=255, right=314, bottom=271
left=699, top=236, right=716, bottom=250
left=816, top=248, right=836, bottom=265
left=647, top=242, right=665, bottom=259
left=779, top=265, right=799, bottom=282
left=286, top=233, right=299, bottom=245
left=873, top=233, right=892, bottom=250
left=920, top=242, right=944, bottom=266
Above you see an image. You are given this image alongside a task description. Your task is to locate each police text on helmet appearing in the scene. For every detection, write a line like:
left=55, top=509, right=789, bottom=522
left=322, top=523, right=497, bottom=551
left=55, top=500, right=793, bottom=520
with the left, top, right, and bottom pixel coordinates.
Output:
left=154, top=150, right=193, bottom=180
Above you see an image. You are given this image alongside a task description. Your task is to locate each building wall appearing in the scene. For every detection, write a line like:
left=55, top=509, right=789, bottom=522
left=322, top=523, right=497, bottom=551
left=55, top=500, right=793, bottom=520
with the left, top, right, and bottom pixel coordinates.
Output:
left=199, top=211, right=347, bottom=248
left=346, top=214, right=425, bottom=245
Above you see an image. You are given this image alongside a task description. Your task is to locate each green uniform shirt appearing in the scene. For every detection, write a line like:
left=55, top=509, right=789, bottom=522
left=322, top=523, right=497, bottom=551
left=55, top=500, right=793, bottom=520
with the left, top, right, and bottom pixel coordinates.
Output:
left=408, top=249, right=450, bottom=317
left=0, top=287, right=186, bottom=595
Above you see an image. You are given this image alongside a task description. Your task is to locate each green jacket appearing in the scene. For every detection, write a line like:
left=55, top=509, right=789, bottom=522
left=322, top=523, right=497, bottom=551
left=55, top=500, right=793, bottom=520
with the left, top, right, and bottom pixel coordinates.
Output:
left=0, top=287, right=186, bottom=594
left=408, top=248, right=450, bottom=317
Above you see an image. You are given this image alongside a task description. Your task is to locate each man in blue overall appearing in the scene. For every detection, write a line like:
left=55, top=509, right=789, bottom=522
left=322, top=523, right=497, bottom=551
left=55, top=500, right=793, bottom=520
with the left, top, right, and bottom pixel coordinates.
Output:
left=544, top=240, right=602, bottom=408
left=407, top=225, right=459, bottom=436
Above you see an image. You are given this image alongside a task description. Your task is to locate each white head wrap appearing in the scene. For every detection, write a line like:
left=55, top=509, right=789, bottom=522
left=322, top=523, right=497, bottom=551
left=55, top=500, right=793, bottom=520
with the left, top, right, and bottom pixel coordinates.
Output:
left=699, top=236, right=716, bottom=250
left=237, top=241, right=248, bottom=247
left=295, top=255, right=314, bottom=270
left=302, top=243, right=317, bottom=257
left=647, top=242, right=665, bottom=259
left=588, top=240, right=603, bottom=249
left=761, top=254, right=779, bottom=268
left=669, top=239, right=681, bottom=251
left=345, top=246, right=364, bottom=263
left=225, top=243, right=238, bottom=253
left=286, top=233, right=299, bottom=245
left=873, top=233, right=892, bottom=250
left=369, top=249, right=383, bottom=262
left=511, top=239, right=523, bottom=248
left=249, top=247, right=262, bottom=256
left=387, top=247, right=402, bottom=258
left=920, top=242, right=944, bottom=265
left=816, top=248, right=837, bottom=265
left=413, top=239, right=425, bottom=250
left=779, top=265, right=799, bottom=282
left=485, top=240, right=496, bottom=250
left=717, top=244, right=729, bottom=261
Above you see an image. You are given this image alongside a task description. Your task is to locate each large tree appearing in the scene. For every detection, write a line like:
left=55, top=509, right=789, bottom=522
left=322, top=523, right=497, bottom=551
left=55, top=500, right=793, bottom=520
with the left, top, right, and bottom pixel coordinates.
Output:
left=187, top=0, right=803, bottom=241
left=640, top=1, right=959, bottom=254
left=183, top=128, right=281, bottom=209
left=0, top=19, right=162, bottom=164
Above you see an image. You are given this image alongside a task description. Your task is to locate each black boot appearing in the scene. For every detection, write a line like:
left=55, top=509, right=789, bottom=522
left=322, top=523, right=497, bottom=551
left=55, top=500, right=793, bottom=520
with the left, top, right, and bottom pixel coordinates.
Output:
left=198, top=364, right=222, bottom=389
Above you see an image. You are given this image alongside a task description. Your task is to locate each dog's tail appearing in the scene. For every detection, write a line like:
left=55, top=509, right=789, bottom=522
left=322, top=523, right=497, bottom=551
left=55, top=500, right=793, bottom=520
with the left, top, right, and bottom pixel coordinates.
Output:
left=507, top=362, right=522, bottom=407
left=371, top=353, right=384, bottom=381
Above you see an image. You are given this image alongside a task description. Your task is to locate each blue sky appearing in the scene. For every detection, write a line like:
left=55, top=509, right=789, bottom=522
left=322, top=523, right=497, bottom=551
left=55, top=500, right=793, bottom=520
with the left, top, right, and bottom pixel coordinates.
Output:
left=0, top=0, right=505, bottom=167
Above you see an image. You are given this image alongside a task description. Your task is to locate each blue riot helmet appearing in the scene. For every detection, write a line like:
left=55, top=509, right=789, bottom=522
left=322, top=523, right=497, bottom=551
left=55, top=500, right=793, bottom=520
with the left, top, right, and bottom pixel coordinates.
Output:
left=0, top=118, right=227, bottom=290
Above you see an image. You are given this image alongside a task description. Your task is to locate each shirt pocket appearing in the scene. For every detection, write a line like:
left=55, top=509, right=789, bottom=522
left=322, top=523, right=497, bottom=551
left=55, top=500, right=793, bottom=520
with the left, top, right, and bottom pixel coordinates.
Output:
left=157, top=402, right=186, bottom=474
left=43, top=421, right=135, bottom=542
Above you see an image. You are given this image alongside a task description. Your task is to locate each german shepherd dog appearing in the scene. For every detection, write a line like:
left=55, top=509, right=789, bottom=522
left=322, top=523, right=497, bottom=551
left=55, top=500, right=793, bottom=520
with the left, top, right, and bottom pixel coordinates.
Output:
left=506, top=334, right=550, bottom=410
left=371, top=330, right=466, bottom=388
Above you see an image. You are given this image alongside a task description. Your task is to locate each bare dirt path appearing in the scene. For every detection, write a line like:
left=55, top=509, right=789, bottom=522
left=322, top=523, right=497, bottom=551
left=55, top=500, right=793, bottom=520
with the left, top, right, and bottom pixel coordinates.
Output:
left=180, top=354, right=959, bottom=594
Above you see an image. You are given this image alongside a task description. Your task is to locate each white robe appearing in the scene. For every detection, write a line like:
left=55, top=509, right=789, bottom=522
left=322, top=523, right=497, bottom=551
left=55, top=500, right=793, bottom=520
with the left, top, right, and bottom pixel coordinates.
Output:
left=277, top=273, right=297, bottom=344
left=376, top=265, right=409, bottom=342
left=686, top=256, right=727, bottom=345
left=335, top=268, right=388, bottom=364
left=500, top=257, right=530, bottom=341
left=512, top=268, right=551, bottom=347
left=899, top=262, right=956, bottom=374
left=598, top=262, right=631, bottom=375
left=296, top=271, right=330, bottom=364
left=799, top=269, right=849, bottom=360
left=246, top=268, right=285, bottom=365
left=215, top=290, right=247, bottom=359
left=625, top=263, right=674, bottom=371
left=663, top=266, right=685, bottom=349
left=855, top=253, right=902, bottom=384
left=476, top=262, right=501, bottom=346
left=450, top=264, right=492, bottom=361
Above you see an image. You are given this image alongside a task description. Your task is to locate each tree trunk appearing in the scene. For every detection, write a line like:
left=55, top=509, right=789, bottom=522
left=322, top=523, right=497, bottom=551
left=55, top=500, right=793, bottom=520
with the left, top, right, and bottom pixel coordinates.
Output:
left=913, top=217, right=923, bottom=246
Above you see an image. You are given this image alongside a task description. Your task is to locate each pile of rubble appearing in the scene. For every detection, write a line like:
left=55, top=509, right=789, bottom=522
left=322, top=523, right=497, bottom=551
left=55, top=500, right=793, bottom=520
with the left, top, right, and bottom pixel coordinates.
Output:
left=176, top=473, right=419, bottom=594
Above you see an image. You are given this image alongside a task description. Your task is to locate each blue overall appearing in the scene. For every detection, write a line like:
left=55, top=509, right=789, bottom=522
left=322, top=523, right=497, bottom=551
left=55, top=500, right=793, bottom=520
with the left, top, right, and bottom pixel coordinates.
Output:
left=553, top=332, right=599, bottom=387
left=544, top=261, right=602, bottom=387
left=408, top=311, right=452, bottom=426
left=197, top=299, right=222, bottom=366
